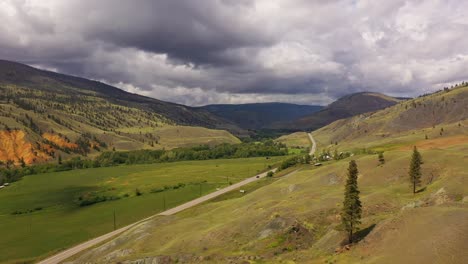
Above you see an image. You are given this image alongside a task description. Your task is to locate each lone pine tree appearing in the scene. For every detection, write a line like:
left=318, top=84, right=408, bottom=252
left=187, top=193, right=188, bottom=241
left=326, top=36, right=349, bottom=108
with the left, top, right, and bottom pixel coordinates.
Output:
left=341, top=160, right=362, bottom=244
left=409, top=146, right=422, bottom=194
left=378, top=152, right=385, bottom=165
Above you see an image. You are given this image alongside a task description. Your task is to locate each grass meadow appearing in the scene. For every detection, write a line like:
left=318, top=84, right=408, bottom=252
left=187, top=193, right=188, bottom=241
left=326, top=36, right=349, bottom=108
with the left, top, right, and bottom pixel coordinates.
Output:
left=0, top=157, right=283, bottom=263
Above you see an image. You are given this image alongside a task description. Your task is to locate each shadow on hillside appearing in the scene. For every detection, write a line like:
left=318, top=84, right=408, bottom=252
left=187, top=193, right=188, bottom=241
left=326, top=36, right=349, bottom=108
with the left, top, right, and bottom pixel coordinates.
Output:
left=416, top=187, right=427, bottom=193
left=353, top=223, right=376, bottom=243
left=339, top=223, right=376, bottom=246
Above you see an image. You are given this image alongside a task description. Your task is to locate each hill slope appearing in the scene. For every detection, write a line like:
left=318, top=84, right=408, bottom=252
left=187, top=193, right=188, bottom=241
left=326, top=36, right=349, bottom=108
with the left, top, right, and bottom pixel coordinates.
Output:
left=274, top=92, right=402, bottom=131
left=200, top=103, right=322, bottom=130
left=0, top=60, right=240, bottom=130
left=0, top=60, right=241, bottom=164
left=69, top=86, right=468, bottom=264
left=312, top=85, right=468, bottom=150
left=71, top=130, right=468, bottom=264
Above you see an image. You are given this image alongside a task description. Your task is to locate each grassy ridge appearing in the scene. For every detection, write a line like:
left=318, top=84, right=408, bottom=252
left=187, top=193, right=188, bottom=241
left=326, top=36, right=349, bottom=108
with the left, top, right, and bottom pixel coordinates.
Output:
left=312, top=85, right=468, bottom=151
left=0, top=157, right=283, bottom=263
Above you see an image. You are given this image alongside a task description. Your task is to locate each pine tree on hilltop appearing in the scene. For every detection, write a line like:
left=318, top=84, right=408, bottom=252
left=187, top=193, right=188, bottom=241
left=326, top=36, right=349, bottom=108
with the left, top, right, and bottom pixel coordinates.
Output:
left=409, top=146, right=422, bottom=194
left=341, top=160, right=362, bottom=244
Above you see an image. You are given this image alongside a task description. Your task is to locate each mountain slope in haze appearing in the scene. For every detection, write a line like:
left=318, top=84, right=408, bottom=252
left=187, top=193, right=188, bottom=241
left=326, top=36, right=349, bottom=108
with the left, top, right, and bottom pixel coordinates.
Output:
left=0, top=60, right=241, bottom=164
left=273, top=92, right=402, bottom=131
left=71, top=86, right=468, bottom=264
left=200, top=103, right=323, bottom=130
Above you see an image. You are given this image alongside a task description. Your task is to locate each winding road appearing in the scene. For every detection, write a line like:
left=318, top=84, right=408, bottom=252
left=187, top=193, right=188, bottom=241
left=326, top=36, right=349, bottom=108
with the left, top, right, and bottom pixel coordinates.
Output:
left=38, top=169, right=277, bottom=264
left=308, top=132, right=317, bottom=155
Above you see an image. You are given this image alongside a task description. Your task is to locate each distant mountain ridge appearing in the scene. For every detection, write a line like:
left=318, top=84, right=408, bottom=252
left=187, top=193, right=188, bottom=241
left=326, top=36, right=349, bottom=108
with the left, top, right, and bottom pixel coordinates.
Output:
left=272, top=92, right=402, bottom=131
left=200, top=102, right=323, bottom=130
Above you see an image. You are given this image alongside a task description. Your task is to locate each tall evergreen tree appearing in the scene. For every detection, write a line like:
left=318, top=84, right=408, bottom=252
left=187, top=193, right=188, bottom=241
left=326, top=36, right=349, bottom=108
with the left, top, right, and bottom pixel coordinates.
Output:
left=409, top=146, right=422, bottom=194
left=341, top=160, right=362, bottom=244
left=378, top=152, right=385, bottom=165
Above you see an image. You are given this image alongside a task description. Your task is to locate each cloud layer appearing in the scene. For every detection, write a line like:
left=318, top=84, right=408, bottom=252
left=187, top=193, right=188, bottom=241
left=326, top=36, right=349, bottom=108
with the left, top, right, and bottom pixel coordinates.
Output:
left=1, top=0, right=467, bottom=105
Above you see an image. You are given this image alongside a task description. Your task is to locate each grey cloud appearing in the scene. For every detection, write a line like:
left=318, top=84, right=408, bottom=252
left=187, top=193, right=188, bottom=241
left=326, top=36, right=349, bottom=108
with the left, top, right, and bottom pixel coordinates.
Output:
left=77, top=0, right=276, bottom=66
left=0, top=0, right=467, bottom=106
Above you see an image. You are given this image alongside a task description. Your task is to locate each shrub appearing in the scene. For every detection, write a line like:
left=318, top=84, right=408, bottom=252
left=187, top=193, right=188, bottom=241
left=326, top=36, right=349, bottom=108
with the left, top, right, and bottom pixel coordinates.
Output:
left=150, top=188, right=164, bottom=193
left=135, top=188, right=143, bottom=196
left=279, top=156, right=301, bottom=170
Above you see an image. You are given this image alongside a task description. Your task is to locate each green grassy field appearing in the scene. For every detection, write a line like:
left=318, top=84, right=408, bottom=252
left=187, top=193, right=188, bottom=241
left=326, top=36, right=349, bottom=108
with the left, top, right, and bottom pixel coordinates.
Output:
left=0, top=157, right=284, bottom=263
left=70, top=141, right=468, bottom=264
left=276, top=132, right=310, bottom=148
left=275, top=132, right=310, bottom=155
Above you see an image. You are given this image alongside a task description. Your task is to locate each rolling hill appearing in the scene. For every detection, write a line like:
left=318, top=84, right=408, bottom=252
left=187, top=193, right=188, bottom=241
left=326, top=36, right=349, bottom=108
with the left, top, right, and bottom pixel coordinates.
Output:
left=273, top=92, right=402, bottom=131
left=312, top=85, right=468, bottom=151
left=0, top=60, right=241, bottom=165
left=200, top=103, right=322, bottom=130
left=70, top=85, right=468, bottom=264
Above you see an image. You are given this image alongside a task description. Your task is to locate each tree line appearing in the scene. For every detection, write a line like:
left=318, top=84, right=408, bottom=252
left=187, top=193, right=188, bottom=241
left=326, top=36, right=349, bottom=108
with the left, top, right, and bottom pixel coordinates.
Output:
left=0, top=141, right=288, bottom=184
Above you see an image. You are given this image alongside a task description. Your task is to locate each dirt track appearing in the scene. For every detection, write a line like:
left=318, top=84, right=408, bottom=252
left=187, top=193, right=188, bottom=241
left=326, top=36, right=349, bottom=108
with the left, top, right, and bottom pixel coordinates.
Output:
left=308, top=133, right=317, bottom=155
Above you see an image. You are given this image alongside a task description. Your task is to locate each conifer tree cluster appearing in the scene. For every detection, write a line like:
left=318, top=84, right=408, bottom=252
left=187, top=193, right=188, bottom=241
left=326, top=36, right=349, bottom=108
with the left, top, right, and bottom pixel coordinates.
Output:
left=341, top=160, right=362, bottom=244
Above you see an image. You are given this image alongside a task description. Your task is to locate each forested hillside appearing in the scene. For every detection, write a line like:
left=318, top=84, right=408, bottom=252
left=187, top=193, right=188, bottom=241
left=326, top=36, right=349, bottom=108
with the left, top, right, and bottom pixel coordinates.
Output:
left=0, top=60, right=241, bottom=165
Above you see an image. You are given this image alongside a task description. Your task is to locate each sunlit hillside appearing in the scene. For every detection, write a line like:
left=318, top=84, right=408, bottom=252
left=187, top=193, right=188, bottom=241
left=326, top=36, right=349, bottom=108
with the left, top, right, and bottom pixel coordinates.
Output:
left=312, top=85, right=468, bottom=152
left=0, top=61, right=242, bottom=165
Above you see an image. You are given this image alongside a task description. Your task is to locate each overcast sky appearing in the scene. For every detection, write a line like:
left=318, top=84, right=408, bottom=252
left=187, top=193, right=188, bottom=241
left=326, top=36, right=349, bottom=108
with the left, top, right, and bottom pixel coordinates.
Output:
left=1, top=0, right=467, bottom=106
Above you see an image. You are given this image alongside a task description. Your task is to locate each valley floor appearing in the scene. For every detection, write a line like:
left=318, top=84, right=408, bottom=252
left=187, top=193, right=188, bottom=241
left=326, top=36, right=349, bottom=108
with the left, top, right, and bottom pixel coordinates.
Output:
left=69, top=137, right=468, bottom=263
left=0, top=157, right=283, bottom=263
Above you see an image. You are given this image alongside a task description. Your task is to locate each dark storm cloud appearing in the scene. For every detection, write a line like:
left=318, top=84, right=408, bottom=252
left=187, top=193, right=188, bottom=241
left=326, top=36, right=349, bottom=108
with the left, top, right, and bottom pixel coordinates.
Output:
left=1, top=0, right=468, bottom=105
left=78, top=0, right=275, bottom=66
